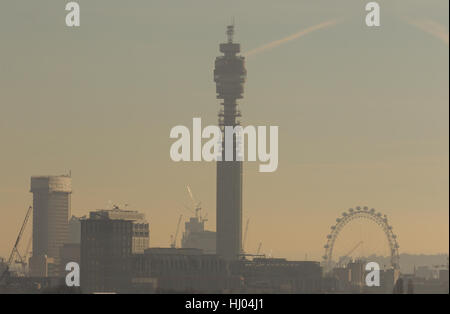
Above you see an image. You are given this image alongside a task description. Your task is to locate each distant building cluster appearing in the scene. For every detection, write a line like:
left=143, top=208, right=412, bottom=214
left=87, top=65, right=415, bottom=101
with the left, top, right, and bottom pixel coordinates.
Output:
left=325, top=259, right=400, bottom=293
left=0, top=173, right=324, bottom=294
left=4, top=173, right=446, bottom=294
left=0, top=25, right=448, bottom=295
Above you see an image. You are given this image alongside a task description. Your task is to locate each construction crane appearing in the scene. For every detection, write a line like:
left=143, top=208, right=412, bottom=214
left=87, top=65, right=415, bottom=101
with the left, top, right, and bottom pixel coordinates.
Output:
left=242, top=218, right=250, bottom=252
left=337, top=240, right=364, bottom=267
left=256, top=242, right=263, bottom=255
left=170, top=214, right=183, bottom=248
left=1, top=206, right=32, bottom=282
left=186, top=185, right=204, bottom=221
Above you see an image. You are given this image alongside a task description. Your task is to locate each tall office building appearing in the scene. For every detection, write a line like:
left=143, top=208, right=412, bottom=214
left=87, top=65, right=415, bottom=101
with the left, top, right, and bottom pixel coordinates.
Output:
left=29, top=175, right=72, bottom=276
left=80, top=207, right=149, bottom=293
left=213, top=25, right=247, bottom=260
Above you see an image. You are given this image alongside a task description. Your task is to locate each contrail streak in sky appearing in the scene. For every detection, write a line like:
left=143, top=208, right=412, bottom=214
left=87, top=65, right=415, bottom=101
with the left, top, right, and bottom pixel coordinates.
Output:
left=243, top=19, right=342, bottom=58
left=406, top=18, right=449, bottom=46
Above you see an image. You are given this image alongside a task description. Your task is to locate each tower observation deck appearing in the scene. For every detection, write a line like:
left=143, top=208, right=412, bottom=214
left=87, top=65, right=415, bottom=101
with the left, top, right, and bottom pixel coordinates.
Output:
left=213, top=25, right=247, bottom=260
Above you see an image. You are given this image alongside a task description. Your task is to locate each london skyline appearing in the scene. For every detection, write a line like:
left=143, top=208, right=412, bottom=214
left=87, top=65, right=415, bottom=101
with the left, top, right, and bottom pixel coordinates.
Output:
left=0, top=0, right=448, bottom=262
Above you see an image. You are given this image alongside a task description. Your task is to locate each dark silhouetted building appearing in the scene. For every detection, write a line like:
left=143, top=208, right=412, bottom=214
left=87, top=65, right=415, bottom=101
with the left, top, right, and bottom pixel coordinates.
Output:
left=131, top=248, right=235, bottom=293
left=80, top=207, right=149, bottom=293
left=238, top=258, right=322, bottom=293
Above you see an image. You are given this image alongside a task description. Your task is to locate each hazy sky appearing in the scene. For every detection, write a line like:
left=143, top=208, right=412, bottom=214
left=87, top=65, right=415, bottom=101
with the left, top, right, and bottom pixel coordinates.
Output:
left=0, top=0, right=448, bottom=261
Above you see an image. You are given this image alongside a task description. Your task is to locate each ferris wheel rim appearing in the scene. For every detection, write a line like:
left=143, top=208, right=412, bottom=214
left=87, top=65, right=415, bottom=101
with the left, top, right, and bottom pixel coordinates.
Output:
left=322, top=206, right=400, bottom=273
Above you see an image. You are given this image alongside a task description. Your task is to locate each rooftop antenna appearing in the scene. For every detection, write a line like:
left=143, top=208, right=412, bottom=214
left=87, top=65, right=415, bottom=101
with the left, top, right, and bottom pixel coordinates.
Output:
left=227, top=21, right=235, bottom=43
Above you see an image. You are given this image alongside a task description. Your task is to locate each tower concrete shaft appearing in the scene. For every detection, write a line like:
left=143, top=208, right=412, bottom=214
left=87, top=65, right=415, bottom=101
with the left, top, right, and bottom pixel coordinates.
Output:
left=213, top=25, right=247, bottom=260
